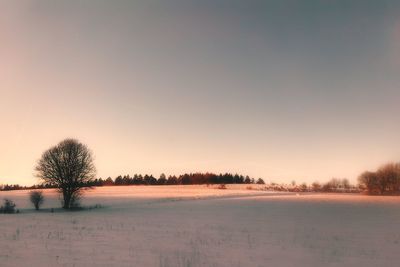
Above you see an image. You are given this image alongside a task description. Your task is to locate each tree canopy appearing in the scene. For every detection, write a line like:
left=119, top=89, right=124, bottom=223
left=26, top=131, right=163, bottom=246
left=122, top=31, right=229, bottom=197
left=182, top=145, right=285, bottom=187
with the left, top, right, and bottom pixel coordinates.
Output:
left=35, top=138, right=96, bottom=209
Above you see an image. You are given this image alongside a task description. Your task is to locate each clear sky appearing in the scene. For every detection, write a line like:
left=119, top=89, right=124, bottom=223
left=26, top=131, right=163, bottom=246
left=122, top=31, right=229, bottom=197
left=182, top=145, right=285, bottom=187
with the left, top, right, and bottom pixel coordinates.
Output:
left=1, top=0, right=400, bottom=186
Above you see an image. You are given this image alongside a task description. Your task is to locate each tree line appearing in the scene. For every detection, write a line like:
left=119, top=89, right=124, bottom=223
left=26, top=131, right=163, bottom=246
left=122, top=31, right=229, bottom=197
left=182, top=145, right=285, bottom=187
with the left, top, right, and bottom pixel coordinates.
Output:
left=1, top=137, right=398, bottom=211
left=0, top=183, right=56, bottom=191
left=257, top=178, right=359, bottom=193
left=1, top=174, right=360, bottom=193
left=100, top=173, right=265, bottom=186
left=0, top=173, right=265, bottom=191
left=358, top=162, right=400, bottom=195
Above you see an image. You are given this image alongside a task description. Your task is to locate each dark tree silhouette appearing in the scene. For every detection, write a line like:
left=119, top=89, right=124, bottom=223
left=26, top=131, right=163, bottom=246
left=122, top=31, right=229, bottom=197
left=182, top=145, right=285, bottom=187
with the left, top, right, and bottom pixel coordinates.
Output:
left=30, top=191, right=44, bottom=210
left=158, top=173, right=167, bottom=185
left=167, top=175, right=178, bottom=185
left=1, top=172, right=262, bottom=191
left=311, top=181, right=322, bottom=191
left=256, top=178, right=265, bottom=184
left=377, top=163, right=400, bottom=194
left=104, top=177, right=114, bottom=186
left=0, top=199, right=16, bottom=214
left=358, top=163, right=400, bottom=195
left=358, top=171, right=379, bottom=193
left=115, top=175, right=123, bottom=185
left=35, top=138, right=96, bottom=209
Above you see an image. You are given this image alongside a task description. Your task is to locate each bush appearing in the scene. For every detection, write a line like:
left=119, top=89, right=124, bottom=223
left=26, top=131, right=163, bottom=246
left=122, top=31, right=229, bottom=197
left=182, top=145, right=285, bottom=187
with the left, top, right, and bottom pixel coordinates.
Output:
left=30, top=191, right=44, bottom=210
left=218, top=184, right=227, bottom=190
left=0, top=199, right=16, bottom=214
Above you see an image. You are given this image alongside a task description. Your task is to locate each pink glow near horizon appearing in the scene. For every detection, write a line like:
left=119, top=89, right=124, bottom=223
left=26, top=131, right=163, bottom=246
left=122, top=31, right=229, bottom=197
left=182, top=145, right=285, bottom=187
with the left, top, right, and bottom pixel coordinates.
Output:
left=1, top=1, right=400, bottom=186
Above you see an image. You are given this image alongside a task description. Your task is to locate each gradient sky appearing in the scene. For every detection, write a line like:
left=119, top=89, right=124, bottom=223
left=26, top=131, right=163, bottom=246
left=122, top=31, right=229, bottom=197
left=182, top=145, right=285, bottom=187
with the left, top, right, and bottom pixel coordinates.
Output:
left=1, top=0, right=400, bottom=186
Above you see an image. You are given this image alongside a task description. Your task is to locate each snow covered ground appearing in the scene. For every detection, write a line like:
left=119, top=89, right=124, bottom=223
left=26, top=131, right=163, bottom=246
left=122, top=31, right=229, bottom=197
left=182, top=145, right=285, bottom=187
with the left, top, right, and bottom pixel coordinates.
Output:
left=1, top=185, right=400, bottom=267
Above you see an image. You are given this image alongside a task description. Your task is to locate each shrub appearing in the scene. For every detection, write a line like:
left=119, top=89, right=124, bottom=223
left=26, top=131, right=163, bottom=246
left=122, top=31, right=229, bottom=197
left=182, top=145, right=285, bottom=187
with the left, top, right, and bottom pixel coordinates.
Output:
left=218, top=184, right=227, bottom=190
left=30, top=191, right=44, bottom=210
left=0, top=199, right=16, bottom=214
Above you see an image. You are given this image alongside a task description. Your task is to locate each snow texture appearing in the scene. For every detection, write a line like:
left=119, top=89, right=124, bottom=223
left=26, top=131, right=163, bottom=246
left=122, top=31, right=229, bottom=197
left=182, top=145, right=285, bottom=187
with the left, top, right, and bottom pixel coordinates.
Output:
left=1, top=185, right=399, bottom=267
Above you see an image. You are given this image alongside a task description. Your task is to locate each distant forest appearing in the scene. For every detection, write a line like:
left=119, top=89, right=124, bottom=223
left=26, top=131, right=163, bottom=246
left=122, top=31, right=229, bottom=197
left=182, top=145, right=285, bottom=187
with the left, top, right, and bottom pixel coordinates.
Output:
left=5, top=163, right=400, bottom=195
left=0, top=173, right=266, bottom=191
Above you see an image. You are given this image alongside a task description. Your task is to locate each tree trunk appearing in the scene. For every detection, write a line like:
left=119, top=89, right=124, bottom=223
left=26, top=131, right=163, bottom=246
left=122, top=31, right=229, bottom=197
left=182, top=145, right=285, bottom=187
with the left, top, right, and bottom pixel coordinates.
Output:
left=63, top=190, right=71, bottom=209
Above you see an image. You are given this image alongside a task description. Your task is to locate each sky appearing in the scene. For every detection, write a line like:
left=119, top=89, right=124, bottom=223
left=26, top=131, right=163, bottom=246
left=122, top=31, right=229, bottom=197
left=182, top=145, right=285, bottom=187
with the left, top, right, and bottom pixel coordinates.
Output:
left=1, top=0, right=400, bottom=186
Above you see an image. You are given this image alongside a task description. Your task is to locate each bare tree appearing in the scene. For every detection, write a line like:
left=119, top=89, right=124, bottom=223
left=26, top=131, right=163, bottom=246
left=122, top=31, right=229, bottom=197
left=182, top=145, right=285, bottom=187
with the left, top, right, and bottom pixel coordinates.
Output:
left=376, top=163, right=400, bottom=194
left=358, top=171, right=379, bottom=194
left=30, top=191, right=44, bottom=210
left=311, top=181, right=321, bottom=192
left=35, top=139, right=96, bottom=209
left=358, top=163, right=400, bottom=195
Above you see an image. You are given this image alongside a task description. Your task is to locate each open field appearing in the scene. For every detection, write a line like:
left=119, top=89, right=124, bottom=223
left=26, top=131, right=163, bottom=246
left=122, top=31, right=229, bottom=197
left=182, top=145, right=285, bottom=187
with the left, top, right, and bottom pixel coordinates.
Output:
left=1, top=185, right=400, bottom=267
